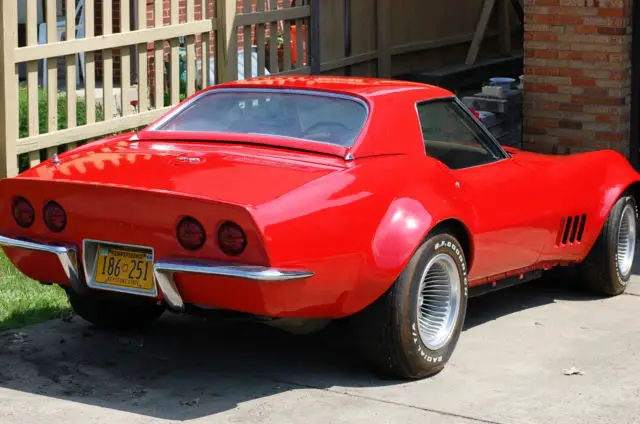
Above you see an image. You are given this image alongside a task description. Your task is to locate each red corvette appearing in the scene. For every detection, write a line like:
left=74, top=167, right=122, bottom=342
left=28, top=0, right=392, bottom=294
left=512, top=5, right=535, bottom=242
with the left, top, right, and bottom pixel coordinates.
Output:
left=1, top=76, right=639, bottom=379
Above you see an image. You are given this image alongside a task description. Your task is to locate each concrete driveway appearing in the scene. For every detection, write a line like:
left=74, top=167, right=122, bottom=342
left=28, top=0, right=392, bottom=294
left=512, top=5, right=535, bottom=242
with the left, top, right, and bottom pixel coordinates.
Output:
left=1, top=273, right=640, bottom=424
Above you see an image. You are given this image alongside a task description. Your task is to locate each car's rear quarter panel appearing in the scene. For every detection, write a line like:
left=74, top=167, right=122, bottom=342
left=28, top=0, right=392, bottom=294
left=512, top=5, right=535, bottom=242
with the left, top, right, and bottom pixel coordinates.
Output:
left=251, top=154, right=475, bottom=317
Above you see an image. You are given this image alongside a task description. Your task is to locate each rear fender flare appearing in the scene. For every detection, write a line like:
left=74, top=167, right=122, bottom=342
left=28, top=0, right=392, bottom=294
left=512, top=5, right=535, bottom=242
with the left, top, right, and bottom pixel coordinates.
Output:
left=369, top=197, right=474, bottom=281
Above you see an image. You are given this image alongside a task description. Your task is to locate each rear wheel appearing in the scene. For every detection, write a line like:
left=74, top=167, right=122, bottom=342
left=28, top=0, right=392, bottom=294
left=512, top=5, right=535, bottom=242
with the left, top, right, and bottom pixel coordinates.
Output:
left=65, top=288, right=165, bottom=330
left=351, top=231, right=468, bottom=379
left=578, top=194, right=638, bottom=296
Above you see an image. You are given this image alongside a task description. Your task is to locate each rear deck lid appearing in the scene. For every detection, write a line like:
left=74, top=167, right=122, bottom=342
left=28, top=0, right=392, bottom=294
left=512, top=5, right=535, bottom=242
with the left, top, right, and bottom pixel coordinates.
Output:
left=20, top=135, right=348, bottom=207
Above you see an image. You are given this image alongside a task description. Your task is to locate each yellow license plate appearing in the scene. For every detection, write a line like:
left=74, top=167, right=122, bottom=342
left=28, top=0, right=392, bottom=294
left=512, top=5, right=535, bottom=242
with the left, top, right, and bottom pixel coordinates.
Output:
left=93, top=247, right=155, bottom=295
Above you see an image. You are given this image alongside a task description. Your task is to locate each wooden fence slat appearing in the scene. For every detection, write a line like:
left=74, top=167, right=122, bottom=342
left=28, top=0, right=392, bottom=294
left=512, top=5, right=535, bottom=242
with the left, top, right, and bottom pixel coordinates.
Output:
left=376, top=0, right=391, bottom=77
left=215, top=0, right=237, bottom=84
left=243, top=0, right=252, bottom=79
left=137, top=0, right=149, bottom=113
left=235, top=6, right=310, bottom=26
left=186, top=0, right=196, bottom=96
left=269, top=20, right=278, bottom=74
left=85, top=0, right=96, bottom=124
left=154, top=0, right=164, bottom=108
left=46, top=146, right=57, bottom=159
left=15, top=21, right=216, bottom=62
left=26, top=0, right=39, bottom=140
left=256, top=0, right=266, bottom=76
left=295, top=18, right=303, bottom=68
left=120, top=0, right=131, bottom=117
left=46, top=0, right=58, bottom=134
left=65, top=0, right=77, bottom=129
left=102, top=0, right=114, bottom=120
left=499, top=0, right=512, bottom=55
left=170, top=0, right=180, bottom=104
left=282, top=8, right=292, bottom=72
left=279, top=0, right=292, bottom=72
left=0, top=1, right=19, bottom=176
left=304, top=0, right=320, bottom=74
left=28, top=151, right=40, bottom=168
left=201, top=0, right=210, bottom=87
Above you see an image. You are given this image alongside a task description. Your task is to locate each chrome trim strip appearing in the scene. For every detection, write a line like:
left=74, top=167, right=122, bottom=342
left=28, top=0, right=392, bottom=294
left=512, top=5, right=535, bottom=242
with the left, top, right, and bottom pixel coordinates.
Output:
left=154, top=259, right=315, bottom=282
left=453, top=96, right=510, bottom=159
left=153, top=259, right=314, bottom=311
left=412, top=96, right=510, bottom=171
left=0, top=235, right=83, bottom=293
left=152, top=268, right=185, bottom=311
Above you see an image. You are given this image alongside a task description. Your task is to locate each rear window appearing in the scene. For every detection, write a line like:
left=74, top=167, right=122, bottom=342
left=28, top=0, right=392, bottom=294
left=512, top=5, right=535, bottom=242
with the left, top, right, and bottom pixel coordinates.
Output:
left=151, top=89, right=369, bottom=147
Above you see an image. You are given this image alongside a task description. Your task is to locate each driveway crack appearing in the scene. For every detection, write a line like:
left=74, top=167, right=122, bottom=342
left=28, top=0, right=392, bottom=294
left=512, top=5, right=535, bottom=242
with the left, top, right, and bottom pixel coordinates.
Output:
left=269, top=378, right=505, bottom=424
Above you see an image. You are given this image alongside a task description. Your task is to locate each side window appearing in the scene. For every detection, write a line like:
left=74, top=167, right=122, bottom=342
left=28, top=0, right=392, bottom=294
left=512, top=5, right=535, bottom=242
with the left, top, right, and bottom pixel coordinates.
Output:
left=416, top=99, right=503, bottom=170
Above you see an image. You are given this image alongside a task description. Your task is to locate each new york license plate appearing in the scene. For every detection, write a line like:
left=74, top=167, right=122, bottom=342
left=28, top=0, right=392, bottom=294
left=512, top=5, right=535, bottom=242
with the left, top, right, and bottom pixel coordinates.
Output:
left=93, top=247, right=156, bottom=296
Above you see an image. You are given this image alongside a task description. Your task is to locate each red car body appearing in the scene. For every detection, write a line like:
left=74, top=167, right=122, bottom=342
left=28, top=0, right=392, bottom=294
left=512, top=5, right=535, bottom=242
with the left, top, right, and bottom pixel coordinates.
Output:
left=1, top=76, right=639, bottom=320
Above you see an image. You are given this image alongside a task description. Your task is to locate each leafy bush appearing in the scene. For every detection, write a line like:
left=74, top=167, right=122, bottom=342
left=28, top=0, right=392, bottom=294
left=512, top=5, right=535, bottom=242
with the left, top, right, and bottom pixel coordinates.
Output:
left=17, top=87, right=105, bottom=172
left=18, top=87, right=105, bottom=138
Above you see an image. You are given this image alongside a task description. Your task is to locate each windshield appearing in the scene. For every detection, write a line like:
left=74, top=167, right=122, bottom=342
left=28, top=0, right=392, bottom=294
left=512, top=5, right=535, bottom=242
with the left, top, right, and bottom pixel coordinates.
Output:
left=151, top=89, right=369, bottom=147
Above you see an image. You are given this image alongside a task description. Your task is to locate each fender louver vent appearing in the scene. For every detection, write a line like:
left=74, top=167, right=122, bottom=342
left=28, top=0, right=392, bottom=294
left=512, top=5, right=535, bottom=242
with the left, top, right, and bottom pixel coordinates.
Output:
left=556, top=214, right=587, bottom=246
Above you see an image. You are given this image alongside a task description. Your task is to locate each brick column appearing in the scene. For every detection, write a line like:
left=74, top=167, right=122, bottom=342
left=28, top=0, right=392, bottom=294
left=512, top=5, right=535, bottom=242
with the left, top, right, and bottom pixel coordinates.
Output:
left=523, top=0, right=633, bottom=156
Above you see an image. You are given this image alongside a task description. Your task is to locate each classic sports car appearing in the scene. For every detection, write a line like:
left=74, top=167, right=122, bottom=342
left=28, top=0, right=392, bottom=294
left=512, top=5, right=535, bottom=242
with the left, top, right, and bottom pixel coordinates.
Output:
left=1, top=76, right=638, bottom=379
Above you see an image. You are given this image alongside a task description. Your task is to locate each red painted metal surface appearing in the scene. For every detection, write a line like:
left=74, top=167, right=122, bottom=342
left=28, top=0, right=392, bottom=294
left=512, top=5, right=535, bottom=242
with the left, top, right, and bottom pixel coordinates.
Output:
left=1, top=76, right=639, bottom=318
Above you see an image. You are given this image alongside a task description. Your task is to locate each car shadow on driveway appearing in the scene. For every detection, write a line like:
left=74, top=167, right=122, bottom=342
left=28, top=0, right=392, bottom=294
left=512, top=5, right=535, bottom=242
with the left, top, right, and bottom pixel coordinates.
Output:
left=0, top=249, right=638, bottom=420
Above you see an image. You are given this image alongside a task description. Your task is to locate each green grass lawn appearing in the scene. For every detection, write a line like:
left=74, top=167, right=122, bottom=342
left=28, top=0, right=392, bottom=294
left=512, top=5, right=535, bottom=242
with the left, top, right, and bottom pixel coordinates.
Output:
left=0, top=253, right=70, bottom=331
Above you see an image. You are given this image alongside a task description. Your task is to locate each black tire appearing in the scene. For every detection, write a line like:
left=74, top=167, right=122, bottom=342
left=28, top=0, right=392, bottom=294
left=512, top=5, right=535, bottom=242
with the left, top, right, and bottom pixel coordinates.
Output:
left=578, top=194, right=638, bottom=296
left=65, top=288, right=165, bottom=330
left=350, top=231, right=468, bottom=379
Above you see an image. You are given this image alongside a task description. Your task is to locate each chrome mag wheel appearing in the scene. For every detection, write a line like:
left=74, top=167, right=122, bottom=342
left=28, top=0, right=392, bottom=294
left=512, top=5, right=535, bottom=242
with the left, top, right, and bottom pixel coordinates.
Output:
left=617, top=203, right=637, bottom=278
left=416, top=253, right=461, bottom=350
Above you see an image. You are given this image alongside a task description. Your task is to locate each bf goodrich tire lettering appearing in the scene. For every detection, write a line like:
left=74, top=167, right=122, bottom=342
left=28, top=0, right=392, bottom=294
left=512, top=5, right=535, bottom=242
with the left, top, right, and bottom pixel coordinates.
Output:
left=351, top=230, right=468, bottom=379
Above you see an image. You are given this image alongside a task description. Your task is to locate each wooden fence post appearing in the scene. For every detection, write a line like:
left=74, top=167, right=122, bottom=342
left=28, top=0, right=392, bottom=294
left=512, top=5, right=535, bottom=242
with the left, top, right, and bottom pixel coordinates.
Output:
left=215, top=0, right=237, bottom=83
left=310, top=0, right=321, bottom=74
left=376, top=0, right=391, bottom=78
left=499, top=0, right=512, bottom=55
left=0, top=1, right=19, bottom=177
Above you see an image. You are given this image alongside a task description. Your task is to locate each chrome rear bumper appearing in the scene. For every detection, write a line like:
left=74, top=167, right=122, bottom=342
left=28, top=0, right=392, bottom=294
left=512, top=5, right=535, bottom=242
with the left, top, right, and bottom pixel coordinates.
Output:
left=0, top=235, right=314, bottom=311
left=0, top=235, right=83, bottom=293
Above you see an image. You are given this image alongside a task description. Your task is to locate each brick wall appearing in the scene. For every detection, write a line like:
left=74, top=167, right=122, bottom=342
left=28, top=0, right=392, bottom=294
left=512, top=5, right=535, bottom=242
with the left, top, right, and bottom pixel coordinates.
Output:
left=523, top=0, right=633, bottom=156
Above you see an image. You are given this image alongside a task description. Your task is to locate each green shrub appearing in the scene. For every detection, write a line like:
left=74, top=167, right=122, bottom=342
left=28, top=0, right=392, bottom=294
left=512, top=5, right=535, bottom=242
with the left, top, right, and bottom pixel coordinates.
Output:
left=18, top=87, right=105, bottom=138
left=17, top=87, right=106, bottom=172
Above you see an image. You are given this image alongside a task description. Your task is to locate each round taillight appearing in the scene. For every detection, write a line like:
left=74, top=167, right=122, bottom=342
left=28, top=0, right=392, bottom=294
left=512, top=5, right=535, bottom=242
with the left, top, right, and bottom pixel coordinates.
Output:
left=43, top=201, right=67, bottom=232
left=12, top=197, right=34, bottom=228
left=177, top=217, right=206, bottom=251
left=218, top=221, right=246, bottom=256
